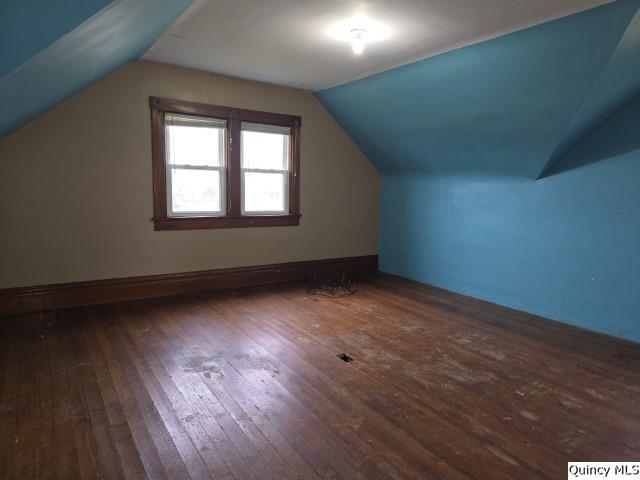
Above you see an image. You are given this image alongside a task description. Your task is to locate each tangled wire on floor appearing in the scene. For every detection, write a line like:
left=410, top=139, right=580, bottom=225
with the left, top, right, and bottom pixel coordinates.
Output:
left=306, top=271, right=359, bottom=298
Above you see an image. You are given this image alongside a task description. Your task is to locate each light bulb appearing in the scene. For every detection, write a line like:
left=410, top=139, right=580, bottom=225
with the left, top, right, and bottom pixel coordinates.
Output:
left=350, top=28, right=367, bottom=55
left=327, top=17, right=390, bottom=56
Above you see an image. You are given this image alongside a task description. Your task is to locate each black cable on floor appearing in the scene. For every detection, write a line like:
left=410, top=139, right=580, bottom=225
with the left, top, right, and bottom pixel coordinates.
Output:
left=306, top=271, right=359, bottom=298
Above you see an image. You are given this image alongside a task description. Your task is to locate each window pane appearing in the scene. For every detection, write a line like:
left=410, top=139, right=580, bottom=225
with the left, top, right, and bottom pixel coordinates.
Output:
left=244, top=172, right=286, bottom=212
left=171, top=168, right=221, bottom=213
left=241, top=130, right=288, bottom=170
left=167, top=124, right=223, bottom=167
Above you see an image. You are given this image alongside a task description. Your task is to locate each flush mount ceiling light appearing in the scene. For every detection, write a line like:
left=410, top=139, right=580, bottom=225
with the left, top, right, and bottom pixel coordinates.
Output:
left=327, top=16, right=391, bottom=56
left=350, top=28, right=367, bottom=55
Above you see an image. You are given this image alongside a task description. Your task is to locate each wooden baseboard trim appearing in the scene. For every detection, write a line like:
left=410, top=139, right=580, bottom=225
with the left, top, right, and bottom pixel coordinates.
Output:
left=0, top=255, right=378, bottom=316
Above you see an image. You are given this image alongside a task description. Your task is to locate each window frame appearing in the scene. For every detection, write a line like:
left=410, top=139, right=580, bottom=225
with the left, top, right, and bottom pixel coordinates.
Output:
left=240, top=122, right=291, bottom=216
left=150, top=96, right=301, bottom=230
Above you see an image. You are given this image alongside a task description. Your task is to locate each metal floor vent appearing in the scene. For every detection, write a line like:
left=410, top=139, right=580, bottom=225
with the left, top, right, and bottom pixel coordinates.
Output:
left=337, top=353, right=354, bottom=363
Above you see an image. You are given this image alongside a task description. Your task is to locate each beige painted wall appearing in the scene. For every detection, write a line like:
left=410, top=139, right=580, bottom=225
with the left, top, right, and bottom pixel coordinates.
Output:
left=0, top=61, right=379, bottom=288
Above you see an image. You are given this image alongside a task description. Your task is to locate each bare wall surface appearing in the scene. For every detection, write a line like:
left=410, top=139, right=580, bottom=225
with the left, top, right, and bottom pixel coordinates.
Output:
left=0, top=60, right=379, bottom=288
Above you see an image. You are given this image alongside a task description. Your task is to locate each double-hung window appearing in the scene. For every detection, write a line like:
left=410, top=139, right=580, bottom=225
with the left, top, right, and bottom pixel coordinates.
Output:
left=165, top=114, right=226, bottom=216
left=241, top=122, right=290, bottom=215
left=150, top=97, right=301, bottom=230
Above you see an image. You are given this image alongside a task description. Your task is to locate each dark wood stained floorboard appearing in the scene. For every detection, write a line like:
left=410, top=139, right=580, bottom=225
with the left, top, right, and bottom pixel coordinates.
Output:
left=1, top=275, right=639, bottom=479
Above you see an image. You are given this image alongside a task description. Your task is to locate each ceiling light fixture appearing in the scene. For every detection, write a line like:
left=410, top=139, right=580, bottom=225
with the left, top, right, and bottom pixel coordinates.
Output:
left=327, top=16, right=391, bottom=56
left=350, top=28, right=367, bottom=55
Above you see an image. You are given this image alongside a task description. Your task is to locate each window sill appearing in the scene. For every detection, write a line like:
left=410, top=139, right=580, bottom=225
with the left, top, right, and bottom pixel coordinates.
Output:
left=153, top=214, right=301, bottom=231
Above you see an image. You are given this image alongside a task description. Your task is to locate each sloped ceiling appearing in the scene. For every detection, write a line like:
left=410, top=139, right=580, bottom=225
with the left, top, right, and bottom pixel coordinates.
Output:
left=551, top=90, right=640, bottom=176
left=0, top=0, right=110, bottom=78
left=317, top=0, right=640, bottom=179
left=538, top=6, right=640, bottom=177
left=0, top=0, right=194, bottom=139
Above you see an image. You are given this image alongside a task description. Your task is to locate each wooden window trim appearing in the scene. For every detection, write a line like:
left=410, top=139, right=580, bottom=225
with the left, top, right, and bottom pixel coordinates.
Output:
left=150, top=96, right=301, bottom=230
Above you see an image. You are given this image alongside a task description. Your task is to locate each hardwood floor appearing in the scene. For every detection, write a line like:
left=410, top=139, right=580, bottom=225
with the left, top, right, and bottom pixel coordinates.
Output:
left=1, top=274, right=639, bottom=479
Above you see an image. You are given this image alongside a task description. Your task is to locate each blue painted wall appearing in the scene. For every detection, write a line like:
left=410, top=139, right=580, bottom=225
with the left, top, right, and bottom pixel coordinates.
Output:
left=380, top=158, right=640, bottom=341
left=0, top=0, right=194, bottom=139
left=318, top=0, right=640, bottom=341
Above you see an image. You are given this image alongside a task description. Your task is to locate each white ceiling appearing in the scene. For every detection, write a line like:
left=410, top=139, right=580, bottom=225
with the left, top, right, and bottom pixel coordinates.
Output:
left=143, top=0, right=613, bottom=91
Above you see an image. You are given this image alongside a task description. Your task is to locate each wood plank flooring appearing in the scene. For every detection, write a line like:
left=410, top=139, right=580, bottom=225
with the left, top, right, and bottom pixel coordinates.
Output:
left=1, top=273, right=639, bottom=479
